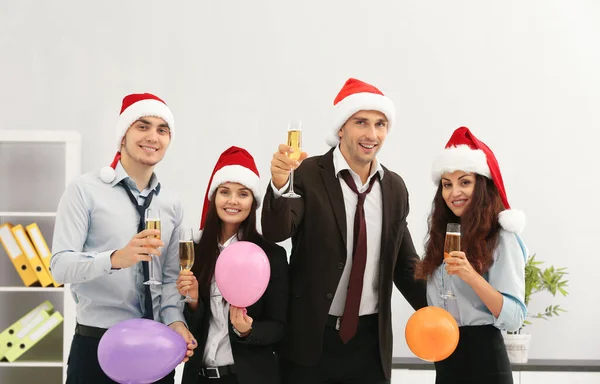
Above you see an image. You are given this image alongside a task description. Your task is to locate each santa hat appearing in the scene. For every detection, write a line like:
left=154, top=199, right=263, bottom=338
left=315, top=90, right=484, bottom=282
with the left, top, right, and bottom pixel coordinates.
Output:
left=431, top=127, right=525, bottom=233
left=200, top=146, right=261, bottom=230
left=100, top=93, right=175, bottom=183
left=327, top=78, right=396, bottom=147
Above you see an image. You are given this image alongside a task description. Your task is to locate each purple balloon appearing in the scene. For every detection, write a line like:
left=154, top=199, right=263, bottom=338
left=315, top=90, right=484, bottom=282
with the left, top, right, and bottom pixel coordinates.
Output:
left=215, top=241, right=271, bottom=308
left=98, top=319, right=186, bottom=384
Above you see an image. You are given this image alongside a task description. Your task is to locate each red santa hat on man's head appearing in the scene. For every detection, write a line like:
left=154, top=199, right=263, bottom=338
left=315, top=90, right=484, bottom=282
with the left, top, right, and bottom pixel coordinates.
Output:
left=200, top=146, right=261, bottom=230
left=100, top=93, right=175, bottom=183
left=431, top=127, right=525, bottom=233
left=327, top=78, right=396, bottom=147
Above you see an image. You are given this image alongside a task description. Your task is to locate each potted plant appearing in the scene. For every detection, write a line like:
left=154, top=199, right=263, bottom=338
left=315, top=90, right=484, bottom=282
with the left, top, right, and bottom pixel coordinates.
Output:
left=502, top=254, right=569, bottom=363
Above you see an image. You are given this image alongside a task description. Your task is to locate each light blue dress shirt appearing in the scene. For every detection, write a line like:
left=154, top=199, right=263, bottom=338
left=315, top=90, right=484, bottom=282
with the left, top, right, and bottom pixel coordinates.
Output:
left=426, top=229, right=527, bottom=332
left=51, top=161, right=185, bottom=328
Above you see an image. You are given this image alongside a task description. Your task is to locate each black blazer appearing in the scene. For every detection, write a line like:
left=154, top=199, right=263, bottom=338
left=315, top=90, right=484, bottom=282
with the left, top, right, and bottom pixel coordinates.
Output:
left=260, top=147, right=427, bottom=380
left=181, top=237, right=289, bottom=384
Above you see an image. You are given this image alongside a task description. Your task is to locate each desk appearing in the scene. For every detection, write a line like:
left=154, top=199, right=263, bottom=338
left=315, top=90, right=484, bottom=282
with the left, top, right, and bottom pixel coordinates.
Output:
left=391, top=358, right=600, bottom=383
left=392, top=357, right=600, bottom=372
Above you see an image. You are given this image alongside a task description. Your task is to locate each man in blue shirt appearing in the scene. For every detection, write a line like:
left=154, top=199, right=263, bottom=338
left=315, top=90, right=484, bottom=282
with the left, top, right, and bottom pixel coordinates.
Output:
left=51, top=93, right=196, bottom=383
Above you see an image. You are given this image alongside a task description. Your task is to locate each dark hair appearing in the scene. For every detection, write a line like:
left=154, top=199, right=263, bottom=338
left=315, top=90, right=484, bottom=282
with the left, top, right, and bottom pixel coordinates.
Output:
left=191, top=189, right=260, bottom=300
left=415, top=174, right=505, bottom=279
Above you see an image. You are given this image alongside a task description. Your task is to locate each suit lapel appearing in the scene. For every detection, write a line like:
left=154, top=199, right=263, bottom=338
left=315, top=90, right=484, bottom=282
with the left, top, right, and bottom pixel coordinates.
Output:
left=319, top=148, right=347, bottom=248
left=379, top=166, right=394, bottom=267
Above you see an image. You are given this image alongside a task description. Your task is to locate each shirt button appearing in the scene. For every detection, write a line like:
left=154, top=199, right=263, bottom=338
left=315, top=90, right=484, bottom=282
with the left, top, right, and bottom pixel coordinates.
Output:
left=326, top=292, right=333, bottom=300
left=337, top=262, right=345, bottom=270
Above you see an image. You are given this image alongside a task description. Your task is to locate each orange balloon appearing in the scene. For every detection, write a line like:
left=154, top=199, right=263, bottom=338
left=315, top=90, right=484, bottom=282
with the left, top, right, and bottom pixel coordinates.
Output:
left=405, top=306, right=460, bottom=362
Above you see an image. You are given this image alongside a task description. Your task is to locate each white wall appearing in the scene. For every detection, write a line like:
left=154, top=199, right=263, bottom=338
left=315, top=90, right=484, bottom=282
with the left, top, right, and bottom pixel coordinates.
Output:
left=1, top=0, right=598, bottom=360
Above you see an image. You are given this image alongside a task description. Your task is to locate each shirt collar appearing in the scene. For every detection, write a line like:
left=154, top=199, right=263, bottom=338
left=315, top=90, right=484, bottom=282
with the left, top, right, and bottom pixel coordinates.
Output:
left=332, top=145, right=384, bottom=181
left=218, top=233, right=239, bottom=250
left=110, top=161, right=161, bottom=194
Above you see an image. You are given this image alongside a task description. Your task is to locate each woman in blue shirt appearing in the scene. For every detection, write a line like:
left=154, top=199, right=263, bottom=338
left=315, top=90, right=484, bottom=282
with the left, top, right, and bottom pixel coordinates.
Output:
left=415, top=127, right=527, bottom=384
left=176, top=146, right=289, bottom=384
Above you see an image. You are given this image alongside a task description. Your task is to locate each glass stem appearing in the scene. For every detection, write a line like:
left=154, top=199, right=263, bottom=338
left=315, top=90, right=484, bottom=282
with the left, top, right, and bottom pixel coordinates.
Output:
left=442, top=262, right=446, bottom=292
left=289, top=168, right=295, bottom=193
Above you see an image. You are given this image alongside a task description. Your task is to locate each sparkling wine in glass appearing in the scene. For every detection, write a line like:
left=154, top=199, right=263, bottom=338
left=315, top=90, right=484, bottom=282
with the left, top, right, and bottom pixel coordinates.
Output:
left=282, top=120, right=302, bottom=199
left=179, top=228, right=196, bottom=303
left=143, top=208, right=162, bottom=285
left=440, top=223, right=460, bottom=299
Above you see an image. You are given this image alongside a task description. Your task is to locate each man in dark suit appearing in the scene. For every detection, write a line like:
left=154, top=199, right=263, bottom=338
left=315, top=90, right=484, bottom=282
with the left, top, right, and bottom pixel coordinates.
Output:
left=261, top=78, right=428, bottom=384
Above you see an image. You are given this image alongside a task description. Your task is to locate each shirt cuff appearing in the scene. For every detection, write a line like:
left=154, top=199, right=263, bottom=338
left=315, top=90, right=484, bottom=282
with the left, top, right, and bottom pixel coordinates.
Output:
left=270, top=179, right=290, bottom=199
left=494, top=294, right=526, bottom=332
left=96, top=250, right=116, bottom=275
left=162, top=307, right=187, bottom=327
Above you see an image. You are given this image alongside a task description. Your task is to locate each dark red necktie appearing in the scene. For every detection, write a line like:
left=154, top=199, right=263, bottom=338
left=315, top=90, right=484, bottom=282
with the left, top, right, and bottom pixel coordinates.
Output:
left=338, top=169, right=378, bottom=343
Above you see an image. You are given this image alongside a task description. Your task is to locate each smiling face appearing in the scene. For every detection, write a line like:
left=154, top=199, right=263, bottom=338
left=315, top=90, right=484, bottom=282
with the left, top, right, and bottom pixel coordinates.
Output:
left=120, top=116, right=171, bottom=167
left=441, top=170, right=477, bottom=217
left=338, top=110, right=388, bottom=169
left=214, top=182, right=254, bottom=228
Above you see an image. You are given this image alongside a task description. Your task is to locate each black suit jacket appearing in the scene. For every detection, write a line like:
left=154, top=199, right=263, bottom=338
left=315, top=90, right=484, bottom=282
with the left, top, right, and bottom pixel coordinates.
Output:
left=181, top=237, right=289, bottom=384
left=260, top=147, right=427, bottom=379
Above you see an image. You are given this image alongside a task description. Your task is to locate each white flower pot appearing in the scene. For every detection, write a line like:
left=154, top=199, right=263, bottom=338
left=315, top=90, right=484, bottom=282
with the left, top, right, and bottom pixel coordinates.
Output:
left=502, top=333, right=531, bottom=363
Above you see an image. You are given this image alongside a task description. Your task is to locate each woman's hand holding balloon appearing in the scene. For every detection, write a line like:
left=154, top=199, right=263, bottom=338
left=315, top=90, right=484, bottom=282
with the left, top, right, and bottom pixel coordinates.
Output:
left=230, top=306, right=253, bottom=337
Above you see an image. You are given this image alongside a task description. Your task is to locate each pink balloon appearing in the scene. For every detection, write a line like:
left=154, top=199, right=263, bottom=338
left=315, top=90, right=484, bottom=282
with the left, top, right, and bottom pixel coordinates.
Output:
left=215, top=241, right=271, bottom=307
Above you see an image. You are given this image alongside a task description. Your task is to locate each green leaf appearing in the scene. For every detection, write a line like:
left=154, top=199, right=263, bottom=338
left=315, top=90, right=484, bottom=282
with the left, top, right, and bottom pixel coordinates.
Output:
left=522, top=254, right=568, bottom=327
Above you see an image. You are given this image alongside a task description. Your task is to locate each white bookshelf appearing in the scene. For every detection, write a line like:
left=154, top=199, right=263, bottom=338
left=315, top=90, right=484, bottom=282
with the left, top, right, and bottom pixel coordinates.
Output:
left=0, top=287, right=65, bottom=293
left=0, top=361, right=64, bottom=368
left=0, top=213, right=57, bottom=218
left=0, top=130, right=80, bottom=384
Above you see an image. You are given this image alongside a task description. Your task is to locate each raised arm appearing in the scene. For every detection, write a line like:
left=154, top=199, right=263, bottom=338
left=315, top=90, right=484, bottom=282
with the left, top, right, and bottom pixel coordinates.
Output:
left=261, top=144, right=307, bottom=243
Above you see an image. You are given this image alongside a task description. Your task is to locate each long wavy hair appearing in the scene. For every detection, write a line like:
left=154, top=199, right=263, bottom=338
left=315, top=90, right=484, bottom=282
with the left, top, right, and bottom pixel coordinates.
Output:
left=191, top=189, right=260, bottom=301
left=415, top=174, right=505, bottom=279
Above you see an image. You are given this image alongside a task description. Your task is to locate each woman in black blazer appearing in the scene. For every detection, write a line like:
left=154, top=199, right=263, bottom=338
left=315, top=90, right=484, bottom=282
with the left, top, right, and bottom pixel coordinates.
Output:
left=176, top=146, right=288, bottom=384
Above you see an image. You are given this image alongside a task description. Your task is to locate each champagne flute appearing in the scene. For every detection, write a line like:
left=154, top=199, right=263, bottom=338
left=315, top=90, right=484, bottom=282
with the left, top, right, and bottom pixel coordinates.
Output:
left=143, top=208, right=162, bottom=285
left=282, top=119, right=302, bottom=199
left=179, top=228, right=196, bottom=303
left=440, top=223, right=460, bottom=299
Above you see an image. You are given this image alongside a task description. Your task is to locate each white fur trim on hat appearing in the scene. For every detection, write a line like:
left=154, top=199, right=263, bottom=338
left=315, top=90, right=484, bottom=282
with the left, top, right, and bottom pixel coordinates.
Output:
left=431, top=145, right=491, bottom=184
left=100, top=166, right=116, bottom=183
left=208, top=165, right=262, bottom=207
left=114, top=99, right=175, bottom=150
left=498, top=209, right=526, bottom=234
left=328, top=92, right=396, bottom=147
